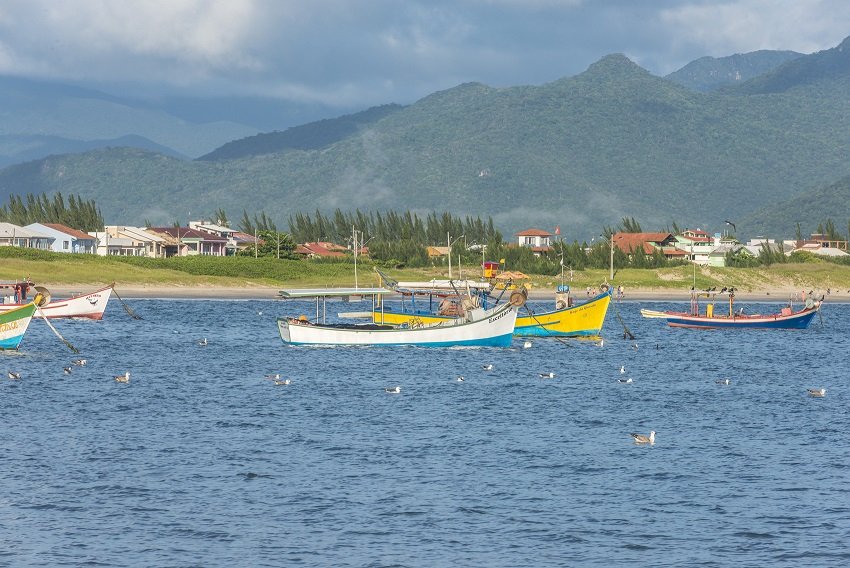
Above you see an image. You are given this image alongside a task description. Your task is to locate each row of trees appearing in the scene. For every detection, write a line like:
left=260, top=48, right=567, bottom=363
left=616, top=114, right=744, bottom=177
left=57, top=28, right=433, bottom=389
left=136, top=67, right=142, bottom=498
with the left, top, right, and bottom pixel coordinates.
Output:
left=0, top=192, right=104, bottom=231
left=288, top=209, right=503, bottom=247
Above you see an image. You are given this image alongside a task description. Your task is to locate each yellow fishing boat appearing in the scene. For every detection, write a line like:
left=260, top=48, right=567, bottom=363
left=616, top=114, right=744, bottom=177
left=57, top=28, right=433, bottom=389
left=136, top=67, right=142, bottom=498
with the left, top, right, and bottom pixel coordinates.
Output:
left=373, top=286, right=611, bottom=338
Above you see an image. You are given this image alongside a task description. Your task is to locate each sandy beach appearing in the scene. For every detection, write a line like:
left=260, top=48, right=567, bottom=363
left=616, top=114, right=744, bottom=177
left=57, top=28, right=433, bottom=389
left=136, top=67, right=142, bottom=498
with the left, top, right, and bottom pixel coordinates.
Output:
left=46, top=283, right=849, bottom=303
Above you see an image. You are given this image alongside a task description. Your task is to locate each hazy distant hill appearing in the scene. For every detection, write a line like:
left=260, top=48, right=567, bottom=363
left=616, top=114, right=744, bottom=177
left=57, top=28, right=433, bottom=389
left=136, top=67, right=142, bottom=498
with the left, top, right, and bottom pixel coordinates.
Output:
left=0, top=134, right=185, bottom=169
left=0, top=75, right=257, bottom=160
left=665, top=50, right=802, bottom=91
left=198, top=104, right=404, bottom=161
left=2, top=36, right=850, bottom=239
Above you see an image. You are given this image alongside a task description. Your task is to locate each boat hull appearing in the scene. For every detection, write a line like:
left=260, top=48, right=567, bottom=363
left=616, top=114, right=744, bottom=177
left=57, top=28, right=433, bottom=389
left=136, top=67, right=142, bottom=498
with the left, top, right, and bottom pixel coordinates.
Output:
left=280, top=304, right=518, bottom=347
left=373, top=290, right=611, bottom=337
left=0, top=285, right=112, bottom=320
left=663, top=308, right=818, bottom=329
left=0, top=302, right=37, bottom=350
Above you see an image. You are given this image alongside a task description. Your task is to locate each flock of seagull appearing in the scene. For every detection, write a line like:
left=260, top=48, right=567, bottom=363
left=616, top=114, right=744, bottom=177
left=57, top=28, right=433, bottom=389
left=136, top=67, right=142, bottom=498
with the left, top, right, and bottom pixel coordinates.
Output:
left=5, top=332, right=830, bottom=446
left=376, top=356, right=830, bottom=448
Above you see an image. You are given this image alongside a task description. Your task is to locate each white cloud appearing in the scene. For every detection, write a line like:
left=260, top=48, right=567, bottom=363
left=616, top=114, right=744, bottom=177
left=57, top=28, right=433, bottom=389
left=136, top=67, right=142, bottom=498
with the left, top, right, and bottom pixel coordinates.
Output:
left=0, top=0, right=264, bottom=79
left=0, top=0, right=847, bottom=109
left=660, top=0, right=850, bottom=58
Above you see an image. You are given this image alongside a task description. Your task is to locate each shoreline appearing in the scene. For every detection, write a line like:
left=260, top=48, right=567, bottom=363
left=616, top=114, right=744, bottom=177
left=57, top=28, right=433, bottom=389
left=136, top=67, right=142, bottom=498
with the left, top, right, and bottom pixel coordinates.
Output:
left=45, top=284, right=850, bottom=303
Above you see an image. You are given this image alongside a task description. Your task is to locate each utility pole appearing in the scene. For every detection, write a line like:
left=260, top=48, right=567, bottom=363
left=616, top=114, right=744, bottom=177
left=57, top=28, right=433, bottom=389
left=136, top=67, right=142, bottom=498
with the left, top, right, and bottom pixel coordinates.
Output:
left=353, top=225, right=359, bottom=290
left=447, top=232, right=452, bottom=279
left=609, top=233, right=614, bottom=282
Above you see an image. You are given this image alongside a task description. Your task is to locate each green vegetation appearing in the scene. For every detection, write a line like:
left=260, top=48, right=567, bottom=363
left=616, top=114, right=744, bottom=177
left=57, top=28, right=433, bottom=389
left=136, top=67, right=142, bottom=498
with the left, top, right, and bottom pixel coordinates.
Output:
left=198, top=104, right=403, bottom=161
left=0, top=192, right=103, bottom=231
left=3, top=247, right=850, bottom=296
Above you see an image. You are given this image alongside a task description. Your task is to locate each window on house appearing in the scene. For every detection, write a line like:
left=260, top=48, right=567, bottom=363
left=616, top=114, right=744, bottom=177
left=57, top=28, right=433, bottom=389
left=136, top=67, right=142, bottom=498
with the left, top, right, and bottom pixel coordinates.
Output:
left=63, top=240, right=69, bottom=250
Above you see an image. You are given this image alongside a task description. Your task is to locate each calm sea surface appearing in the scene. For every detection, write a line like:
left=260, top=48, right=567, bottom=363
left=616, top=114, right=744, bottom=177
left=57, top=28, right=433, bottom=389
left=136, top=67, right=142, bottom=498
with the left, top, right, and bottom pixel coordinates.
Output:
left=1, top=295, right=848, bottom=567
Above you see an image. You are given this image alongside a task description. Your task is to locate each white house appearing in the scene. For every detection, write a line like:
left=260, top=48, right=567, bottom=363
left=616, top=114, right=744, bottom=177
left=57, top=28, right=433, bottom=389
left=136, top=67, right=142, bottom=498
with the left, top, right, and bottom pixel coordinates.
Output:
left=515, top=228, right=553, bottom=256
left=103, top=226, right=167, bottom=258
left=89, top=232, right=146, bottom=256
left=26, top=223, right=97, bottom=253
left=0, top=222, right=53, bottom=249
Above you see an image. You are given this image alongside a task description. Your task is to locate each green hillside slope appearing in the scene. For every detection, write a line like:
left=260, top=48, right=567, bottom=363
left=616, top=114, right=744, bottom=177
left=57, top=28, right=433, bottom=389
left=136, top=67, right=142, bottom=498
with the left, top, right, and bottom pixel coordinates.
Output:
left=666, top=50, right=802, bottom=92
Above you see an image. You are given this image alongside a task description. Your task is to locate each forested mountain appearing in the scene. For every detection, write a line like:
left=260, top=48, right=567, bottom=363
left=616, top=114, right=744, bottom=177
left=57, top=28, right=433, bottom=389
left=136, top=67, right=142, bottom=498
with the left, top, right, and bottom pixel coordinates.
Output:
left=742, top=174, right=850, bottom=238
left=198, top=104, right=403, bottom=161
left=665, top=50, right=802, bottom=91
left=1, top=37, right=850, bottom=239
left=723, top=36, right=850, bottom=95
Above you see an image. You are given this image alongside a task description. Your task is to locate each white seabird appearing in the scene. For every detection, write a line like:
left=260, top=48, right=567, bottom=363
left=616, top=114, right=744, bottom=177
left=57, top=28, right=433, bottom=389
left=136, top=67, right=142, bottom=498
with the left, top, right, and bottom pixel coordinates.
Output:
left=807, top=388, right=826, bottom=397
left=617, top=377, right=632, bottom=384
left=539, top=372, right=555, bottom=379
left=456, top=376, right=465, bottom=382
left=72, top=358, right=87, bottom=366
left=273, top=378, right=291, bottom=386
left=620, top=365, right=626, bottom=374
left=63, top=366, right=72, bottom=375
left=630, top=431, right=656, bottom=445
left=385, top=386, right=401, bottom=394
left=264, top=373, right=281, bottom=380
left=114, top=372, right=130, bottom=383
left=482, top=364, right=494, bottom=371
left=716, top=378, right=731, bottom=385
left=523, top=341, right=533, bottom=349
left=198, top=338, right=208, bottom=346
left=7, top=370, right=21, bottom=380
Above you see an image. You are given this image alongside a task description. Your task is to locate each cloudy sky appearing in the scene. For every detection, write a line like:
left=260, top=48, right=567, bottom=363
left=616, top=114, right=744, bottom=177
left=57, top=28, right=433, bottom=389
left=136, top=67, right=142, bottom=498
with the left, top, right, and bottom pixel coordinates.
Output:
left=0, top=0, right=847, bottom=110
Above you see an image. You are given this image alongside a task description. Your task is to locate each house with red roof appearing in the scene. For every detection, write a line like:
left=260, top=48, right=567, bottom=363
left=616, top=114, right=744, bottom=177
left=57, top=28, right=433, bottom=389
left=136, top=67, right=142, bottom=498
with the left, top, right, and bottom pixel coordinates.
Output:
left=147, top=227, right=227, bottom=257
left=515, top=228, right=553, bottom=256
left=25, top=222, right=97, bottom=253
left=612, top=232, right=683, bottom=260
left=294, top=241, right=347, bottom=258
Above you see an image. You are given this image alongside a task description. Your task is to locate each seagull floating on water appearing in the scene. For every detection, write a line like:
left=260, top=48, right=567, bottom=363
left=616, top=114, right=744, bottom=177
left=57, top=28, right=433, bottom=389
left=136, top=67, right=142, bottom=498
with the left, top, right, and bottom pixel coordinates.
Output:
left=630, top=431, right=656, bottom=445
left=617, top=377, right=633, bottom=384
left=716, top=378, right=731, bottom=385
left=63, top=366, right=72, bottom=375
left=385, top=386, right=401, bottom=394
left=8, top=370, right=21, bottom=380
left=273, top=378, right=291, bottom=386
left=264, top=373, right=281, bottom=380
left=456, top=376, right=465, bottom=382
left=620, top=365, right=626, bottom=374
left=597, top=339, right=604, bottom=348
left=198, top=338, right=208, bottom=346
left=523, top=341, right=533, bottom=349
left=539, top=372, right=555, bottom=379
left=72, top=358, right=87, bottom=366
left=807, top=388, right=826, bottom=397
left=482, top=364, right=494, bottom=371
left=114, top=372, right=130, bottom=383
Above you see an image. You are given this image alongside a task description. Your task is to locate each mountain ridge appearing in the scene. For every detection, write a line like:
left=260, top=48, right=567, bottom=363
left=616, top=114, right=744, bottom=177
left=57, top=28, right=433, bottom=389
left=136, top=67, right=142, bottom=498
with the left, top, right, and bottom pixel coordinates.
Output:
left=2, top=38, right=850, bottom=238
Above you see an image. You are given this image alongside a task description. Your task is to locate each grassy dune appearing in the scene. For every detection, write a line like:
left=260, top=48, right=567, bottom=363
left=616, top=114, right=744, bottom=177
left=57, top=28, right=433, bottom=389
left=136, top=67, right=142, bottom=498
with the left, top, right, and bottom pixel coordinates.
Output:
left=2, top=248, right=849, bottom=294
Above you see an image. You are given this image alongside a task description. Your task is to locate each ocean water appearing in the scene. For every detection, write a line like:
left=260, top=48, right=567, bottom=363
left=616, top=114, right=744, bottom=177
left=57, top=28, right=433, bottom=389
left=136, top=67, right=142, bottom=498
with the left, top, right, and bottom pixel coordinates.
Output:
left=1, top=296, right=848, bottom=567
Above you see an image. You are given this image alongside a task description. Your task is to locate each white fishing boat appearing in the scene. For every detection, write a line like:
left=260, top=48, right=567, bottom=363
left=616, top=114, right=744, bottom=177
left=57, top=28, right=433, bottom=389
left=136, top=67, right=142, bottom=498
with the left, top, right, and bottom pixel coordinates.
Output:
left=277, top=287, right=521, bottom=346
left=0, top=281, right=113, bottom=320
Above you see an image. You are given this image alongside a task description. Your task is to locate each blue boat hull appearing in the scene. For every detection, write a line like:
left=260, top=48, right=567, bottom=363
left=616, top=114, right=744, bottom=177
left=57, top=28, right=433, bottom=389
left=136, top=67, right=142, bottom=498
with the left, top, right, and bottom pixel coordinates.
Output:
left=666, top=308, right=818, bottom=329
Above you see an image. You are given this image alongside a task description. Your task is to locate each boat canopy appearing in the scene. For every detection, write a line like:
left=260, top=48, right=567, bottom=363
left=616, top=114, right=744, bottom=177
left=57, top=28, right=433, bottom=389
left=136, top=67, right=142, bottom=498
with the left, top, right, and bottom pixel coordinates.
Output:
left=394, top=280, right=491, bottom=291
left=278, top=287, right=394, bottom=299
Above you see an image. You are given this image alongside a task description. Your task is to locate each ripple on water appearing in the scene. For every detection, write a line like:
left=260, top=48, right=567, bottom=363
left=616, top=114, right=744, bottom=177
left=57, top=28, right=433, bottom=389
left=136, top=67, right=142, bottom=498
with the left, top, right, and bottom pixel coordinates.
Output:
left=2, top=299, right=850, bottom=566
